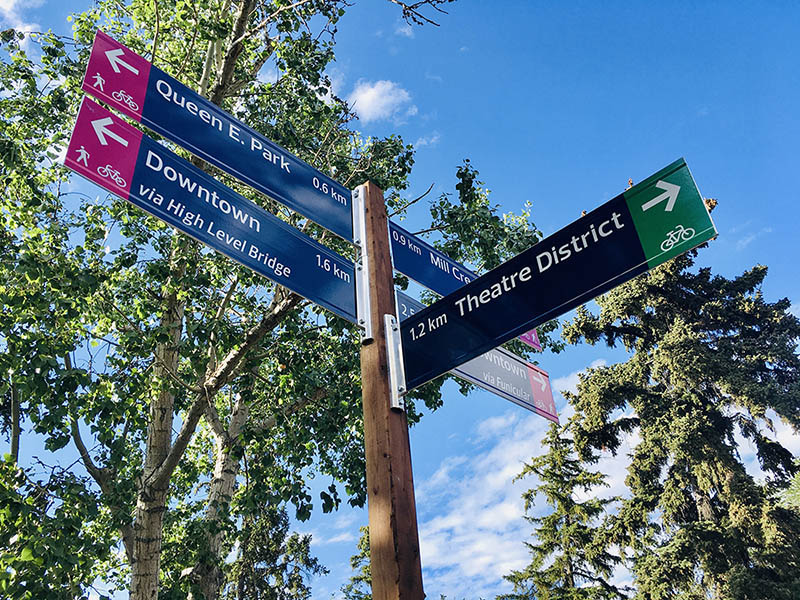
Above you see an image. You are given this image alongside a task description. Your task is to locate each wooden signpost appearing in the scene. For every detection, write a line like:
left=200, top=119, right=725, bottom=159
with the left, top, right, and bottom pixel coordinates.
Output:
left=66, top=29, right=717, bottom=600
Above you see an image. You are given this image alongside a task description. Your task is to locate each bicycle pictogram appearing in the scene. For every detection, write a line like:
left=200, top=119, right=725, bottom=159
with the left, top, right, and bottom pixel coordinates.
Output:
left=660, top=224, right=695, bottom=252
left=111, top=89, right=139, bottom=111
left=97, top=164, right=127, bottom=188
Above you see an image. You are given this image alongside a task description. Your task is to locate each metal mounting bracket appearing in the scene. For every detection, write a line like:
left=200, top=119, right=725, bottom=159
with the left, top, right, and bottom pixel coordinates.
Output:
left=384, top=314, right=407, bottom=411
left=352, top=186, right=373, bottom=342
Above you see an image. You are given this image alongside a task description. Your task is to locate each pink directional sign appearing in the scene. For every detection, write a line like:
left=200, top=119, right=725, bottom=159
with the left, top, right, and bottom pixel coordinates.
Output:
left=81, top=30, right=354, bottom=241
left=518, top=329, right=542, bottom=352
left=527, top=363, right=556, bottom=419
left=83, top=30, right=150, bottom=122
left=64, top=97, right=143, bottom=199
left=63, top=97, right=358, bottom=323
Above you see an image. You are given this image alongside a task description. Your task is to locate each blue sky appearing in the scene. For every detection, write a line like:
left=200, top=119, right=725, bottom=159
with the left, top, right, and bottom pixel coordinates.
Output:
left=3, top=1, right=800, bottom=598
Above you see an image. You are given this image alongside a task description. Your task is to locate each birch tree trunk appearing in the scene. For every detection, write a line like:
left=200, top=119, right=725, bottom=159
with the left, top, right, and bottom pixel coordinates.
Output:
left=130, top=243, right=187, bottom=600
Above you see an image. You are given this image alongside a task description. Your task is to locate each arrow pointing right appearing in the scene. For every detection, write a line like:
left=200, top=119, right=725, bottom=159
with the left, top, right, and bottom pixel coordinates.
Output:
left=531, top=370, right=547, bottom=392
left=91, top=117, right=129, bottom=147
left=105, top=48, right=140, bottom=75
left=641, top=180, right=680, bottom=212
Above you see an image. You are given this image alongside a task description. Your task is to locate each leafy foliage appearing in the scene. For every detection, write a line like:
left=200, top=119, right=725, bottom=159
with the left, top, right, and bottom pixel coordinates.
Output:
left=1, top=1, right=545, bottom=598
left=0, top=456, right=115, bottom=600
left=341, top=526, right=372, bottom=600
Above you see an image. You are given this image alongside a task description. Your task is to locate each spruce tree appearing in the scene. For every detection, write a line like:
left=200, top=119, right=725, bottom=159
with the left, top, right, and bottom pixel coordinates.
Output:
left=501, top=422, right=627, bottom=600
left=563, top=245, right=800, bottom=599
left=341, top=526, right=372, bottom=600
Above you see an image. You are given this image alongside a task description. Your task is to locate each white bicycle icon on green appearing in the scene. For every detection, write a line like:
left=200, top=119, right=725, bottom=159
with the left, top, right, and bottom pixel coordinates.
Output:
left=660, top=224, right=695, bottom=252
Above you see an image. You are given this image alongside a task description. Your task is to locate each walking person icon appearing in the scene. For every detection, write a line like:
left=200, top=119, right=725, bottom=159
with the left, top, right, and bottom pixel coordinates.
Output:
left=92, top=73, right=105, bottom=92
left=76, top=145, right=90, bottom=167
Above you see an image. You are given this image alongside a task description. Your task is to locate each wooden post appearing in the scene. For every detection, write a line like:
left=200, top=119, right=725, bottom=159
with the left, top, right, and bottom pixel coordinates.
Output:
left=357, top=181, right=424, bottom=600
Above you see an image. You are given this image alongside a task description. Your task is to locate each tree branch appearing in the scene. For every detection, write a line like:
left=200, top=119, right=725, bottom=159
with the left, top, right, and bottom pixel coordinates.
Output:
left=70, top=416, right=136, bottom=563
left=150, top=290, right=303, bottom=489
left=386, top=0, right=450, bottom=26
left=151, top=0, right=161, bottom=63
left=173, top=1, right=200, bottom=80
left=208, top=0, right=258, bottom=106
left=388, top=182, right=434, bottom=218
left=10, top=383, right=19, bottom=462
left=232, top=0, right=314, bottom=47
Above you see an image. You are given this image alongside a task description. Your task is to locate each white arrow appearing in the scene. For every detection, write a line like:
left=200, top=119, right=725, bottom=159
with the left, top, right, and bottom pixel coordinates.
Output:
left=641, top=180, right=680, bottom=212
left=105, top=48, right=139, bottom=76
left=530, top=370, right=548, bottom=392
left=91, top=117, right=129, bottom=147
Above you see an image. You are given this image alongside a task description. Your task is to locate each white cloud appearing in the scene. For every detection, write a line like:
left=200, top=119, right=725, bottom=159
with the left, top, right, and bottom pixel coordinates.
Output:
left=414, top=131, right=441, bottom=148
left=395, top=22, right=414, bottom=38
left=320, top=531, right=357, bottom=545
left=332, top=512, right=359, bottom=531
left=0, top=0, right=42, bottom=35
left=425, top=72, right=443, bottom=83
left=476, top=413, right=516, bottom=440
left=416, top=411, right=556, bottom=598
left=347, top=79, right=417, bottom=124
left=552, top=359, right=607, bottom=396
left=736, top=226, right=772, bottom=250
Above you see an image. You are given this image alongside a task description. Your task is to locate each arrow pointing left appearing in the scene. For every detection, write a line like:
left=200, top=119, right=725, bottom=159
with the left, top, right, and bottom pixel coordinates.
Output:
left=105, top=48, right=140, bottom=75
left=91, top=117, right=129, bottom=147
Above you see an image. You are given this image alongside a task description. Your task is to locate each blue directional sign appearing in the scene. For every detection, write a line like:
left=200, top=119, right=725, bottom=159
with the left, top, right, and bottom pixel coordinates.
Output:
left=82, top=30, right=353, bottom=241
left=395, top=291, right=557, bottom=421
left=400, top=159, right=717, bottom=391
left=390, top=220, right=541, bottom=348
left=389, top=221, right=476, bottom=296
left=65, top=98, right=356, bottom=323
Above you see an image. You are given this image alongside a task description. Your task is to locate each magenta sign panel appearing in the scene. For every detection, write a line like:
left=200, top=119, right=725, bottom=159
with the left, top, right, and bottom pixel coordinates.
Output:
left=518, top=329, right=542, bottom=352
left=81, top=30, right=354, bottom=241
left=64, top=97, right=143, bottom=200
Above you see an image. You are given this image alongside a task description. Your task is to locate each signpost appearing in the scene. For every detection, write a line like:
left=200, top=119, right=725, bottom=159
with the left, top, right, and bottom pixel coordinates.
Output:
left=64, top=30, right=719, bottom=600
left=396, top=292, right=556, bottom=421
left=64, top=97, right=357, bottom=323
left=81, top=30, right=354, bottom=241
left=400, top=158, right=716, bottom=391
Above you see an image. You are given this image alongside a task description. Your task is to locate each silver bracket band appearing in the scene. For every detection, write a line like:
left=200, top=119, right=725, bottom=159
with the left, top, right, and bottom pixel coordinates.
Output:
left=384, top=314, right=407, bottom=411
left=352, top=185, right=373, bottom=343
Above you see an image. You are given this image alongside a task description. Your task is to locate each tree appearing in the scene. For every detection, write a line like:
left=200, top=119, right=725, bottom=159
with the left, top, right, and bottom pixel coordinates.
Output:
left=501, top=423, right=627, bottom=600
left=779, top=463, right=800, bottom=510
left=0, top=2, right=546, bottom=599
left=341, top=526, right=372, bottom=600
left=563, top=243, right=800, bottom=599
left=222, top=504, right=326, bottom=600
